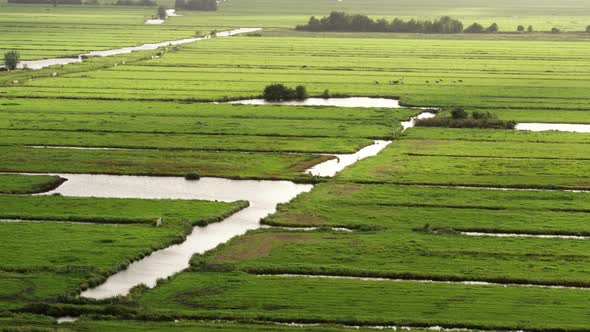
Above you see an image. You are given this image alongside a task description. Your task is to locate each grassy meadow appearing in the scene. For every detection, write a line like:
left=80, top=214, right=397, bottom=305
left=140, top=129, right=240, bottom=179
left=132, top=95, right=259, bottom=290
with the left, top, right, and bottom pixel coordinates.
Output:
left=0, top=196, right=246, bottom=310
left=2, top=0, right=590, bottom=330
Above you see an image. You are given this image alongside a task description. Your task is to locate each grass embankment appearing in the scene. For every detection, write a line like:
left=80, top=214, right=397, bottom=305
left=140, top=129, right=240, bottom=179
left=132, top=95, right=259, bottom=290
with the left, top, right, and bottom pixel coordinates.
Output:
left=0, top=314, right=426, bottom=332
left=0, top=196, right=247, bottom=310
left=0, top=146, right=330, bottom=181
left=0, top=174, right=65, bottom=194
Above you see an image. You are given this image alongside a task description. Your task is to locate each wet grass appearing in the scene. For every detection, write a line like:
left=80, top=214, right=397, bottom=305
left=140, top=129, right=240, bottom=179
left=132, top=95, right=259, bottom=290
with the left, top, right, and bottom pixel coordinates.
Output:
left=0, top=110, right=403, bottom=139
left=5, top=36, right=589, bottom=113
left=0, top=314, right=430, bottom=332
left=0, top=130, right=373, bottom=154
left=337, top=128, right=590, bottom=189
left=0, top=197, right=246, bottom=309
left=135, top=271, right=590, bottom=330
left=197, top=226, right=590, bottom=287
left=0, top=194, right=247, bottom=226
left=404, top=127, right=590, bottom=144
left=0, top=174, right=65, bottom=194
left=264, top=182, right=590, bottom=229
left=189, top=180, right=590, bottom=287
left=0, top=146, right=330, bottom=181
left=0, top=98, right=415, bottom=156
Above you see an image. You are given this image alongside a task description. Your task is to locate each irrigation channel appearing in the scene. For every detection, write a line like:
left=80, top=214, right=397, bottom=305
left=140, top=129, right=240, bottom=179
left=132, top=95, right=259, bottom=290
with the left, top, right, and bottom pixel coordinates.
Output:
left=515, top=122, right=590, bottom=133
left=11, top=99, right=426, bottom=300
left=16, top=27, right=261, bottom=70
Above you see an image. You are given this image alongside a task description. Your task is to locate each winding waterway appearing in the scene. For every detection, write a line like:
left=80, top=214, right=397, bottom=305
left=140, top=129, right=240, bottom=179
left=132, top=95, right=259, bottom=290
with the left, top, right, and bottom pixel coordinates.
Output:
left=516, top=122, right=590, bottom=133
left=16, top=106, right=430, bottom=299
left=16, top=28, right=260, bottom=70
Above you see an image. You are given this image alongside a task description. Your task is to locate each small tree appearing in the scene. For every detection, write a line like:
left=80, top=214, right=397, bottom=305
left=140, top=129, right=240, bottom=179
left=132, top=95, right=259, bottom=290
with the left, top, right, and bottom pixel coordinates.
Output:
left=157, top=6, right=167, bottom=19
left=586, top=25, right=590, bottom=33
left=450, top=107, right=468, bottom=119
left=527, top=25, right=534, bottom=33
left=294, top=85, right=308, bottom=100
left=4, top=50, right=20, bottom=71
left=517, top=25, right=525, bottom=32
left=551, top=27, right=560, bottom=33
left=486, top=23, right=499, bottom=33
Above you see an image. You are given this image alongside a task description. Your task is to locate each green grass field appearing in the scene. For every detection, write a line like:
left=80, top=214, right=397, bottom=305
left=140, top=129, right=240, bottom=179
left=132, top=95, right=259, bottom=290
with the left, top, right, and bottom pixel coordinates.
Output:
left=337, top=128, right=590, bottom=189
left=135, top=271, right=590, bottom=330
left=0, top=196, right=246, bottom=310
left=3, top=35, right=588, bottom=118
left=2, top=0, right=590, bottom=330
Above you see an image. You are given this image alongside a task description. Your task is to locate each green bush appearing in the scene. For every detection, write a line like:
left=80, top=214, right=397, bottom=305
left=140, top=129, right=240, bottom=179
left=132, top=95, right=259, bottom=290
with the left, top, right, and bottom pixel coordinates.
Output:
left=450, top=107, right=468, bottom=119
left=4, top=50, right=20, bottom=71
left=185, top=172, right=200, bottom=180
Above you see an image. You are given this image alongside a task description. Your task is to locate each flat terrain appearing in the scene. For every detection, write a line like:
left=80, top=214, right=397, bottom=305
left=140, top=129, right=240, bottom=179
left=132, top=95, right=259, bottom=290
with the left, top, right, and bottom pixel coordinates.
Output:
left=0, top=4, right=218, bottom=62
left=0, top=196, right=246, bottom=310
left=1, top=0, right=590, bottom=330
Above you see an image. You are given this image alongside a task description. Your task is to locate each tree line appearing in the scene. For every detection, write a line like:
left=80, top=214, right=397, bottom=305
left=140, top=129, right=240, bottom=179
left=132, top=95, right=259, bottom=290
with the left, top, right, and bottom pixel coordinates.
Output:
left=297, top=12, right=466, bottom=33
left=296, top=12, right=590, bottom=34
left=175, top=0, right=217, bottom=11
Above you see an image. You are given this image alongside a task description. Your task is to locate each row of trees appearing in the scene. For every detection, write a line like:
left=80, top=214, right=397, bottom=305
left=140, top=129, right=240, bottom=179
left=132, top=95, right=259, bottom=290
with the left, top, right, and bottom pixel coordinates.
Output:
left=297, top=12, right=466, bottom=33
left=175, top=0, right=217, bottom=11
left=415, top=107, right=516, bottom=129
left=297, top=12, right=590, bottom=34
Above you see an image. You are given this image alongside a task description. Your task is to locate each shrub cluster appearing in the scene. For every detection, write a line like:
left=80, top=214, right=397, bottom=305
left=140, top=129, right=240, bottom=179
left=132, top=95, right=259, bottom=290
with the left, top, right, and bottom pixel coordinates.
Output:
left=463, top=22, right=498, bottom=33
left=263, top=84, right=308, bottom=101
left=296, top=12, right=506, bottom=34
left=415, top=107, right=516, bottom=129
left=175, top=0, right=217, bottom=11
left=297, top=12, right=465, bottom=33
